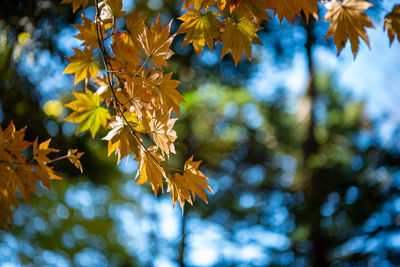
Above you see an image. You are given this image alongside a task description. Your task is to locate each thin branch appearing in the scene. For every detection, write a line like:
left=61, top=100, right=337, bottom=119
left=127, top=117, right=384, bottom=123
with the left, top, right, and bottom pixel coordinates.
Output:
left=47, top=155, right=69, bottom=164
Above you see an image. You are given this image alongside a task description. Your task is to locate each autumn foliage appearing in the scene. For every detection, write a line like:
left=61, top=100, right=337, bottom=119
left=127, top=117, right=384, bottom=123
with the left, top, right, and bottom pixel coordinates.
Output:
left=1, top=0, right=400, bottom=230
left=62, top=0, right=214, bottom=212
left=0, top=122, right=83, bottom=230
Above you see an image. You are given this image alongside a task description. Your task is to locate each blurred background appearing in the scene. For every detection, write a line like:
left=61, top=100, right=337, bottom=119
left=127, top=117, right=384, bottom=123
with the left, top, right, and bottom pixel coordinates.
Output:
left=1, top=0, right=400, bottom=266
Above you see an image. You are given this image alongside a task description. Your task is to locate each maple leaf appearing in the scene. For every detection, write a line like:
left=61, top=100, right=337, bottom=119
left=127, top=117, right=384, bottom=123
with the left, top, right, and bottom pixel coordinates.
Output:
left=0, top=123, right=66, bottom=230
left=238, top=0, right=270, bottom=23
left=166, top=173, right=193, bottom=210
left=73, top=14, right=105, bottom=50
left=384, top=5, right=400, bottom=45
left=146, top=71, right=185, bottom=116
left=220, top=16, right=263, bottom=66
left=323, top=0, right=374, bottom=58
left=64, top=89, right=111, bottom=138
left=296, top=0, right=320, bottom=22
left=149, top=110, right=178, bottom=157
left=99, top=0, right=126, bottom=29
left=177, top=9, right=222, bottom=57
left=7, top=164, right=39, bottom=204
left=121, top=76, right=153, bottom=119
left=33, top=138, right=58, bottom=166
left=32, top=138, right=62, bottom=188
left=182, top=156, right=213, bottom=203
left=0, top=122, right=31, bottom=163
left=63, top=48, right=100, bottom=85
left=60, top=0, right=89, bottom=13
left=102, top=115, right=141, bottom=163
left=136, top=146, right=166, bottom=196
left=267, top=0, right=299, bottom=24
left=138, top=15, right=175, bottom=69
left=120, top=12, right=146, bottom=49
left=110, top=38, right=141, bottom=73
left=67, top=149, right=85, bottom=173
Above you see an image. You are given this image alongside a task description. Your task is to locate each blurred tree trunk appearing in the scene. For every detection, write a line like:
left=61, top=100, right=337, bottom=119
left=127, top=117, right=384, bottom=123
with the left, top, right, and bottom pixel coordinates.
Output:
left=302, top=19, right=328, bottom=267
left=178, top=212, right=186, bottom=267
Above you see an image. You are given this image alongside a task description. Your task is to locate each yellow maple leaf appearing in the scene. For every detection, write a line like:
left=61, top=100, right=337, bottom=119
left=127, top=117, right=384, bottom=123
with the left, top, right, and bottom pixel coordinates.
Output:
left=138, top=15, right=175, bottom=69
left=64, top=89, right=111, bottom=138
left=63, top=48, right=100, bottom=85
left=220, top=16, right=263, bottom=66
left=60, top=0, right=89, bottom=13
left=102, top=115, right=141, bottom=163
left=323, top=0, right=375, bottom=58
left=177, top=9, right=222, bottom=57
left=73, top=14, right=104, bottom=50
left=136, top=146, right=166, bottom=196
left=384, top=5, right=400, bottom=45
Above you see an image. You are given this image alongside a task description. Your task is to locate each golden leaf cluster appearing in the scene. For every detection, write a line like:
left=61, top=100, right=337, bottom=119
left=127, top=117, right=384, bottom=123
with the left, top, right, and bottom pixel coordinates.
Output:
left=0, top=122, right=83, bottom=230
left=62, top=0, right=213, bottom=209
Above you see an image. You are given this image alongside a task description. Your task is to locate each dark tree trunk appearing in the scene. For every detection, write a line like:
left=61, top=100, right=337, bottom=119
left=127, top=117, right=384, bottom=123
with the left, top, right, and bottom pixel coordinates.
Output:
left=302, top=19, right=329, bottom=267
